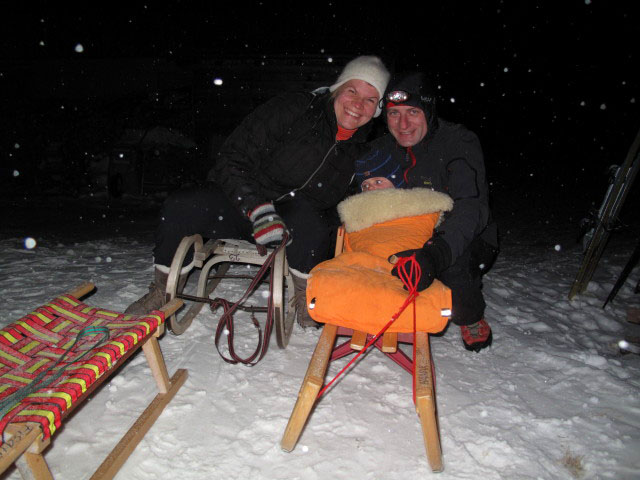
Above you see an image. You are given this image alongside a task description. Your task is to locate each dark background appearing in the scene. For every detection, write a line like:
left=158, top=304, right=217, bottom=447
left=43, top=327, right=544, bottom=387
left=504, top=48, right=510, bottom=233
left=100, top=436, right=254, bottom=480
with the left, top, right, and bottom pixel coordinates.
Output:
left=1, top=1, right=638, bottom=235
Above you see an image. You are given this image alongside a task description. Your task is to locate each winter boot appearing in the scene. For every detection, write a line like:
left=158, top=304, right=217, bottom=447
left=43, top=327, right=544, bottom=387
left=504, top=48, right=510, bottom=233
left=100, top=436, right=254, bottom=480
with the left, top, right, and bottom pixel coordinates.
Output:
left=289, top=269, right=321, bottom=329
left=124, top=267, right=185, bottom=315
left=460, top=318, right=492, bottom=352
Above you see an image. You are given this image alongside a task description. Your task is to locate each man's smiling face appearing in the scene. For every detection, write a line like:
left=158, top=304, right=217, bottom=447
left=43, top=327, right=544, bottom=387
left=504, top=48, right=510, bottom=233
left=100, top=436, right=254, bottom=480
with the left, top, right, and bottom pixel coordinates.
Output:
left=386, top=105, right=428, bottom=147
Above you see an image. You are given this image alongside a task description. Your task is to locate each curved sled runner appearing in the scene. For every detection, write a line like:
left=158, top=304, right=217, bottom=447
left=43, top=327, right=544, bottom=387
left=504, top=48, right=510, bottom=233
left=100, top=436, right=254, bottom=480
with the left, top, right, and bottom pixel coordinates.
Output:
left=0, top=283, right=187, bottom=480
left=166, top=235, right=296, bottom=348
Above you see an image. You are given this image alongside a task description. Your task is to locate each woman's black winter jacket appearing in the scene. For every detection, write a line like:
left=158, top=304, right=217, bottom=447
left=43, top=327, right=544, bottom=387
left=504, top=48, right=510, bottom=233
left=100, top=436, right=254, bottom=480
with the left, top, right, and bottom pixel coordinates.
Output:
left=209, top=90, right=372, bottom=216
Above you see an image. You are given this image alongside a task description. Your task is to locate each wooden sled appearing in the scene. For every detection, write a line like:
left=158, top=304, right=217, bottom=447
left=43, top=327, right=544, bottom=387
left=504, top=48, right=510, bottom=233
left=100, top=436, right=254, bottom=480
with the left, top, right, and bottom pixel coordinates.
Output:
left=166, top=235, right=296, bottom=348
left=0, top=283, right=188, bottom=480
left=280, top=227, right=445, bottom=473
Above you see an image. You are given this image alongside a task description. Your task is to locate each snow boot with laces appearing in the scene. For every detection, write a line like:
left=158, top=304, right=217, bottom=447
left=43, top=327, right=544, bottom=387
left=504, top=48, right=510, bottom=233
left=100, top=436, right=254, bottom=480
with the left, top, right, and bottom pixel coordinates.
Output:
left=460, top=318, right=492, bottom=352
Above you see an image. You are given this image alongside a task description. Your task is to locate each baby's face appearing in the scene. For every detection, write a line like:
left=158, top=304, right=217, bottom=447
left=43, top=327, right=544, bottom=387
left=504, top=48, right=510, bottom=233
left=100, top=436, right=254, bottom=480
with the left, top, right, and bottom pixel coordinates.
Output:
left=361, top=177, right=395, bottom=191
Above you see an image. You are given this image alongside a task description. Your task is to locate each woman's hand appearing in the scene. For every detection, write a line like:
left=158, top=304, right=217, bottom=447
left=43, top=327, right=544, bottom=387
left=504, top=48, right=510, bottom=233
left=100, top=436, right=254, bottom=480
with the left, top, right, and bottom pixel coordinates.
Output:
left=248, top=203, right=289, bottom=247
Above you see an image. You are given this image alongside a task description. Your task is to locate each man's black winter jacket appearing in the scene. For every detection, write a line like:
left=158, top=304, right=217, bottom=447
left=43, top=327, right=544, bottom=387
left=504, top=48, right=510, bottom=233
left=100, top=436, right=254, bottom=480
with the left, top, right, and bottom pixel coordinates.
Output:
left=210, top=90, right=371, bottom=216
left=366, top=119, right=497, bottom=264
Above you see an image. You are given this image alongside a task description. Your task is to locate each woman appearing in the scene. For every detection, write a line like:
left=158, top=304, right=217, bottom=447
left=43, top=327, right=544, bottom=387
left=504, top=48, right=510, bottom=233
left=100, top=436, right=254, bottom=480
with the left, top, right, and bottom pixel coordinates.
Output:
left=126, top=55, right=390, bottom=328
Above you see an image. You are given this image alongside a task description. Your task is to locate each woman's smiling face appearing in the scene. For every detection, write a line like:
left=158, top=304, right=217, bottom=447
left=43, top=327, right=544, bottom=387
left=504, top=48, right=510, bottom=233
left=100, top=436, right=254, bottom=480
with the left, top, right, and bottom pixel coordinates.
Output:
left=333, top=79, right=380, bottom=130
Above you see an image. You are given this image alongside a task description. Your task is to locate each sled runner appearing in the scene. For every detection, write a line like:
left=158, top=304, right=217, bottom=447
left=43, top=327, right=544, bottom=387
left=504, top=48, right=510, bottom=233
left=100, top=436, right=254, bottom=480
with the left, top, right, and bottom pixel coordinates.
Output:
left=281, top=225, right=451, bottom=473
left=0, top=283, right=187, bottom=480
left=166, top=235, right=296, bottom=348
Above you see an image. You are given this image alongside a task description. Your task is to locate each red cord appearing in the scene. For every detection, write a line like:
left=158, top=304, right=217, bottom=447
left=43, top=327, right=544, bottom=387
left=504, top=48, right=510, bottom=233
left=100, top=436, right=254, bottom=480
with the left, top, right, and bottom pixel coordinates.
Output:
left=317, top=254, right=421, bottom=399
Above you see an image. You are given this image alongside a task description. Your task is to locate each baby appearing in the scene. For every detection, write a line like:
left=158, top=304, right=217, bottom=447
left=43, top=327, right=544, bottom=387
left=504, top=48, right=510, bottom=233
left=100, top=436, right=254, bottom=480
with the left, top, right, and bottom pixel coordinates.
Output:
left=355, top=151, right=405, bottom=191
left=361, top=176, right=395, bottom=191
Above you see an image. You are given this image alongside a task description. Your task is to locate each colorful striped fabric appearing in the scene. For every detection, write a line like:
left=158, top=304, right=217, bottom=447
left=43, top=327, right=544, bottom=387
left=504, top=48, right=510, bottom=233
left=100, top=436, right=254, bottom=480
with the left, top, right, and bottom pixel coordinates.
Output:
left=0, top=295, right=165, bottom=444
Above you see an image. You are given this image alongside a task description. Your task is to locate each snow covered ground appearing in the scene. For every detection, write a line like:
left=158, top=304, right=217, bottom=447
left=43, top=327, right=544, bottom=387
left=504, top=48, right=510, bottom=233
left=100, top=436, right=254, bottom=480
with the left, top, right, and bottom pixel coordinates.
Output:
left=1, top=193, right=639, bottom=480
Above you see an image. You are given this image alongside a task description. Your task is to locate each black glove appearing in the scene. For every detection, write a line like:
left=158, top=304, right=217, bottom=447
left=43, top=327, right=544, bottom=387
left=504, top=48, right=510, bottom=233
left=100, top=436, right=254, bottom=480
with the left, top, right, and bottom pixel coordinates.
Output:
left=390, top=237, right=452, bottom=292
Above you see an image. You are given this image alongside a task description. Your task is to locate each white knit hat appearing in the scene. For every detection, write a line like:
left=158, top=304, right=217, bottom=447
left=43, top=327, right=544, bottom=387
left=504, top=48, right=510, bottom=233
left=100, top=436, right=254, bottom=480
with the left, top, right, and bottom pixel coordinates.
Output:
left=329, top=56, right=390, bottom=117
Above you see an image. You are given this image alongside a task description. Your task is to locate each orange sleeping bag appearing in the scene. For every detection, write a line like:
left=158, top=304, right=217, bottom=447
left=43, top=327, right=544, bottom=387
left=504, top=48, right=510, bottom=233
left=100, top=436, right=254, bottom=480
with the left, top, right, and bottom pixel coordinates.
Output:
left=307, top=188, right=454, bottom=333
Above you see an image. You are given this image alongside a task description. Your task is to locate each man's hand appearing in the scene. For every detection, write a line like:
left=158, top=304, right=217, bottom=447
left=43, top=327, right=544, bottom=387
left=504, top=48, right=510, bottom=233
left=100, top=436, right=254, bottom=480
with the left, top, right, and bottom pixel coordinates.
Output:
left=390, top=249, right=436, bottom=291
left=389, top=237, right=452, bottom=292
left=248, top=203, right=289, bottom=247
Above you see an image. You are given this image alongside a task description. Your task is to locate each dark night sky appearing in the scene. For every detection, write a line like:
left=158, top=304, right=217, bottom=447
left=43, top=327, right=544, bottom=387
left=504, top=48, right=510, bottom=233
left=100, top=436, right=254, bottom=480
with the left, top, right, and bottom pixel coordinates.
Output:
left=1, top=1, right=638, bottom=208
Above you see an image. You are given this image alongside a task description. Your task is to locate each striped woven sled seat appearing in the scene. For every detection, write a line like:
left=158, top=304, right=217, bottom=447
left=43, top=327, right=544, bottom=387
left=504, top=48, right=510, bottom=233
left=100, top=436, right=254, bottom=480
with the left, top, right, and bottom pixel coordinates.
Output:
left=0, top=282, right=187, bottom=480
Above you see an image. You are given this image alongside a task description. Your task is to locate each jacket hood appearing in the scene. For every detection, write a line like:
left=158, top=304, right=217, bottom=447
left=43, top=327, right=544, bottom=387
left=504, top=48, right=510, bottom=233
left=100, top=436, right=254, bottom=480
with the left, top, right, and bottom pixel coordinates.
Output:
left=338, top=187, right=453, bottom=233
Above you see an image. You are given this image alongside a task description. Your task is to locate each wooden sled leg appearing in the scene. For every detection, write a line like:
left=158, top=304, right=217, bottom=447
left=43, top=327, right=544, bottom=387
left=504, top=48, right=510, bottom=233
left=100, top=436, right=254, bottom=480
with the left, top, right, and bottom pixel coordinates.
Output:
left=414, top=332, right=443, bottom=473
left=90, top=334, right=188, bottom=479
left=10, top=425, right=53, bottom=480
left=16, top=450, right=53, bottom=480
left=281, top=324, right=338, bottom=452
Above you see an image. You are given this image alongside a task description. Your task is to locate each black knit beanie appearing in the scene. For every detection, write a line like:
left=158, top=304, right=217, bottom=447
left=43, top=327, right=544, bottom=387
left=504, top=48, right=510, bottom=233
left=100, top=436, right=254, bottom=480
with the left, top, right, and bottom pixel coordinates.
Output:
left=384, top=72, right=439, bottom=134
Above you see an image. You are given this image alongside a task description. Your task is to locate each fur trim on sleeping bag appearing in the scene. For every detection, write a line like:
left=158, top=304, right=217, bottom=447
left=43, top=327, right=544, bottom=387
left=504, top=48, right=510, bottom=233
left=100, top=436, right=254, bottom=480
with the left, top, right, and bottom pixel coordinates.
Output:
left=337, top=188, right=453, bottom=233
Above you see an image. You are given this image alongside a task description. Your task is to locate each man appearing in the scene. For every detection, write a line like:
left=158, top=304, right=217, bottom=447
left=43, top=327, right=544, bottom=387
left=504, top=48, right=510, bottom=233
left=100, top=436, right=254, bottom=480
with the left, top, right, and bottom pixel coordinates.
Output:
left=364, top=72, right=498, bottom=352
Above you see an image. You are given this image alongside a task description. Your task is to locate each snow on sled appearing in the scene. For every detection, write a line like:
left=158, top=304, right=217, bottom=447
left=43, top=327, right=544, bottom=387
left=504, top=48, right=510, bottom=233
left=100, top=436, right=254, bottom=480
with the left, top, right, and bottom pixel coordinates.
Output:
left=165, top=235, right=296, bottom=362
left=281, top=188, right=454, bottom=473
left=0, top=283, right=187, bottom=480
